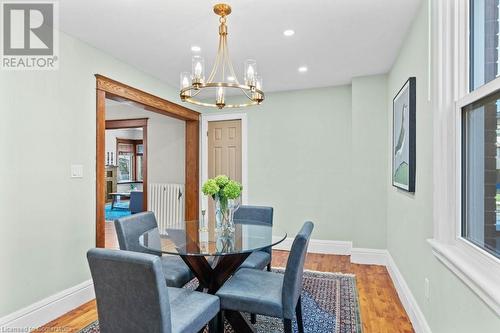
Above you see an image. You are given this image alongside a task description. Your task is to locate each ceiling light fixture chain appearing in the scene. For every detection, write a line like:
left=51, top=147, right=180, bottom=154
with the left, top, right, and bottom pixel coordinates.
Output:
left=179, top=3, right=264, bottom=109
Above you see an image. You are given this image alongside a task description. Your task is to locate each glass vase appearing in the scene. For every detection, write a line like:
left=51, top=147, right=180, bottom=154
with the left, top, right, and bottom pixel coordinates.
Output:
left=214, top=197, right=239, bottom=233
left=216, top=232, right=235, bottom=253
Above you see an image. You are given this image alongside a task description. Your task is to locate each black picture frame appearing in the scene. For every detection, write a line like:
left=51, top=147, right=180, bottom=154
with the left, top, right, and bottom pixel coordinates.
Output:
left=392, top=77, right=416, bottom=192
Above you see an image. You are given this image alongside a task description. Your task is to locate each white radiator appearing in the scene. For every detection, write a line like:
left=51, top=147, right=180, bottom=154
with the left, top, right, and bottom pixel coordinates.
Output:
left=148, top=183, right=185, bottom=232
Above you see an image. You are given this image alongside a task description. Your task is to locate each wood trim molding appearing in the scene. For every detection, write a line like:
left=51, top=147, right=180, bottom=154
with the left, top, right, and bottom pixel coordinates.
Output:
left=116, top=138, right=143, bottom=145
left=96, top=75, right=200, bottom=248
left=96, top=90, right=106, bottom=248
left=185, top=120, right=200, bottom=243
left=95, top=75, right=199, bottom=121
left=105, top=118, right=148, bottom=129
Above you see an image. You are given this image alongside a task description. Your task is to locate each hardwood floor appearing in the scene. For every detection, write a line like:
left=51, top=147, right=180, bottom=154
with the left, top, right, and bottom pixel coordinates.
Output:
left=104, top=221, right=119, bottom=249
left=34, top=227, right=414, bottom=333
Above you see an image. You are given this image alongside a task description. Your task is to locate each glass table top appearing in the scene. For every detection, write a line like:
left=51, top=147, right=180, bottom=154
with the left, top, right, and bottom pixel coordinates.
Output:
left=139, top=219, right=287, bottom=256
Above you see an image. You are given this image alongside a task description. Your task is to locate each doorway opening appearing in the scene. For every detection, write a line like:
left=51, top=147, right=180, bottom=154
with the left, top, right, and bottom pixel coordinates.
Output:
left=105, top=118, right=147, bottom=220
left=96, top=75, right=200, bottom=248
left=201, top=113, right=248, bottom=234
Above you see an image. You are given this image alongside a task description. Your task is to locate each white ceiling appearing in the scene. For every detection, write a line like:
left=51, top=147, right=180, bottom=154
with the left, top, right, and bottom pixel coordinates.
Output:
left=60, top=0, right=422, bottom=92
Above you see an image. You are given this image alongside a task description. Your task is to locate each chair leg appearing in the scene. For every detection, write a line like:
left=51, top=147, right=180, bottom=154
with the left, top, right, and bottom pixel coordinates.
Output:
left=267, top=263, right=271, bottom=271
left=283, top=318, right=293, bottom=333
left=296, top=296, right=304, bottom=333
left=208, top=312, right=219, bottom=333
left=217, top=311, right=224, bottom=333
left=250, top=313, right=256, bottom=324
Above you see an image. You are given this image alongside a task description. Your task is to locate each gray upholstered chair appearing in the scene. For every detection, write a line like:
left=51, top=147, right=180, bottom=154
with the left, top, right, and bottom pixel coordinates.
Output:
left=87, top=248, right=219, bottom=333
left=216, top=221, right=314, bottom=333
left=234, top=205, right=274, bottom=271
left=114, top=211, right=193, bottom=288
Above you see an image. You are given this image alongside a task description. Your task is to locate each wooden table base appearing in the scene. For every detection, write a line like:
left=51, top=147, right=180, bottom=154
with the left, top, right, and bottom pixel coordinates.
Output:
left=180, top=253, right=254, bottom=332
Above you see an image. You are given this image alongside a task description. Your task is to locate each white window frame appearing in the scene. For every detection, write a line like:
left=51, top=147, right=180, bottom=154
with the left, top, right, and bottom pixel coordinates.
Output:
left=429, top=0, right=500, bottom=315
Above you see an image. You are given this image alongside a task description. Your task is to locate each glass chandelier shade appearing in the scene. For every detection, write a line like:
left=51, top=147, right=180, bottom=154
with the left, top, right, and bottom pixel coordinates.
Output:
left=179, top=4, right=265, bottom=109
left=191, top=56, right=205, bottom=85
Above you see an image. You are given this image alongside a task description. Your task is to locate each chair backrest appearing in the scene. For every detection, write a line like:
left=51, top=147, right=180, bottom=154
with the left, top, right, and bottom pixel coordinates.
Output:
left=234, top=205, right=274, bottom=255
left=129, top=191, right=144, bottom=214
left=233, top=205, right=273, bottom=226
left=282, top=221, right=314, bottom=319
left=87, top=248, right=172, bottom=333
left=114, top=211, right=159, bottom=255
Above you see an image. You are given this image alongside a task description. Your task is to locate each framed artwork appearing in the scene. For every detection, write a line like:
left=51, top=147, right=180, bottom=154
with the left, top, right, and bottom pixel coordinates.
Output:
left=392, top=77, right=416, bottom=192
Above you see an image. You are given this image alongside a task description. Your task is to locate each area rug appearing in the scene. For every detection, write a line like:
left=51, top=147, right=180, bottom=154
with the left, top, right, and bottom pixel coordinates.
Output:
left=104, top=202, right=131, bottom=221
left=80, top=269, right=362, bottom=333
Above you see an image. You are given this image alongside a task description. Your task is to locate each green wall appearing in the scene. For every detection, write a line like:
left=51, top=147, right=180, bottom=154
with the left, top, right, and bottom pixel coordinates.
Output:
left=0, top=32, right=180, bottom=317
left=351, top=75, right=388, bottom=248
left=204, top=78, right=388, bottom=249
left=386, top=1, right=500, bottom=331
left=246, top=86, right=354, bottom=243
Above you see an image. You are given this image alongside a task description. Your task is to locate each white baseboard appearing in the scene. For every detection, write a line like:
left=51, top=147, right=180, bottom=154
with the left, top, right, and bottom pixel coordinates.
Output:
left=350, top=248, right=388, bottom=265
left=385, top=253, right=432, bottom=333
left=272, top=236, right=352, bottom=255
left=0, top=279, right=95, bottom=330
left=273, top=236, right=431, bottom=333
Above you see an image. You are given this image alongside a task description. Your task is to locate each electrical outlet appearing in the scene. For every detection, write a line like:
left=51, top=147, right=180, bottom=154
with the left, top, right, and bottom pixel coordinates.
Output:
left=424, top=278, right=430, bottom=300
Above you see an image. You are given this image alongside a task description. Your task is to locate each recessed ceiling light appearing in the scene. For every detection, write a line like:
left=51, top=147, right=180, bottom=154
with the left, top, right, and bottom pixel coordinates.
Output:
left=191, top=45, right=201, bottom=52
left=298, top=66, right=308, bottom=73
left=283, top=29, right=295, bottom=37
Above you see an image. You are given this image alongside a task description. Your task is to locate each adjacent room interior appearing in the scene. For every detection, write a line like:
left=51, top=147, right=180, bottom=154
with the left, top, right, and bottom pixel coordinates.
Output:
left=102, top=98, right=187, bottom=248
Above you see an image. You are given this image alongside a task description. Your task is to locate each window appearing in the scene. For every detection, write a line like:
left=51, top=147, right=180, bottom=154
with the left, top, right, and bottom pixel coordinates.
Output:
left=136, top=144, right=144, bottom=181
left=136, top=156, right=143, bottom=181
left=430, top=0, right=500, bottom=315
left=117, top=143, right=134, bottom=182
left=462, top=91, right=500, bottom=258
left=116, top=140, right=143, bottom=182
left=462, top=0, right=500, bottom=258
left=470, top=0, right=500, bottom=91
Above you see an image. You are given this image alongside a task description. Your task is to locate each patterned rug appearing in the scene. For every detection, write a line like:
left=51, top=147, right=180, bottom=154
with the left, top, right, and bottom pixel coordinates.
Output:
left=104, top=202, right=131, bottom=221
left=80, top=269, right=362, bottom=333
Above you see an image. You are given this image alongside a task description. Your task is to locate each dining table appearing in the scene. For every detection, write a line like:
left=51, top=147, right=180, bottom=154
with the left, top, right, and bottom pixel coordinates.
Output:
left=139, top=219, right=287, bottom=333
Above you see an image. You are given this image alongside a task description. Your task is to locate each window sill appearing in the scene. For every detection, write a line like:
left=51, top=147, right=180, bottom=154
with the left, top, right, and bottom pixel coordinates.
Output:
left=428, top=239, right=500, bottom=316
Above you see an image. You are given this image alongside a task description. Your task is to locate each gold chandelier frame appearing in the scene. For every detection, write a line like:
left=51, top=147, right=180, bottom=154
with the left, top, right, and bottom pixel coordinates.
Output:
left=180, top=4, right=265, bottom=109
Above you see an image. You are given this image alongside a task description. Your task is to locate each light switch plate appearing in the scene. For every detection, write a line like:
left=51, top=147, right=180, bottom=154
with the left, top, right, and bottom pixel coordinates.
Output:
left=71, top=165, right=83, bottom=178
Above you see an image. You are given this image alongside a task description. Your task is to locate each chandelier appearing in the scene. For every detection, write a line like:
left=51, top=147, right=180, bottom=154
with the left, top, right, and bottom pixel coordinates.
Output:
left=179, top=3, right=264, bottom=109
